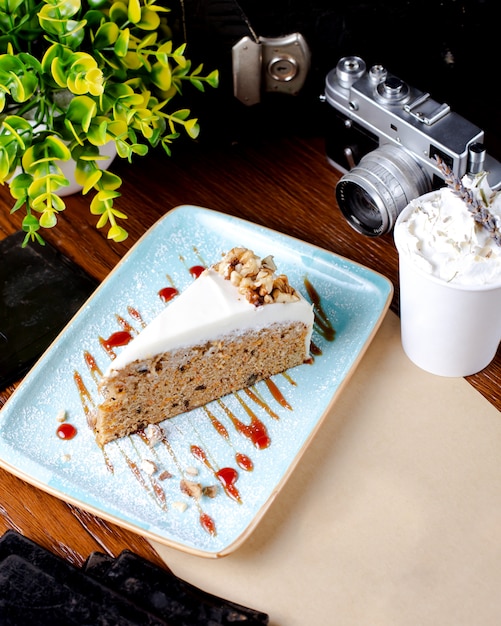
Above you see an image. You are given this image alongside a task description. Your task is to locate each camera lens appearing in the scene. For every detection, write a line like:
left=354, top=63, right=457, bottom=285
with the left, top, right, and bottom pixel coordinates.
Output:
left=335, top=144, right=432, bottom=236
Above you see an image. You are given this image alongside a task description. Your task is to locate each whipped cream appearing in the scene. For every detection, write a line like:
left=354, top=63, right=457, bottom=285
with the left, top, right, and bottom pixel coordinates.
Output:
left=394, top=176, right=501, bottom=285
left=105, top=268, right=314, bottom=375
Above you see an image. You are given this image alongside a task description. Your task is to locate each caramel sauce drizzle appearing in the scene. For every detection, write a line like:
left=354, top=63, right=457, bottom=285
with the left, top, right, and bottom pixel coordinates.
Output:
left=128, top=306, right=147, bottom=328
left=83, top=351, right=102, bottom=385
left=116, top=314, right=135, bottom=334
left=137, top=429, right=163, bottom=464
left=310, top=341, right=322, bottom=357
left=203, top=406, right=254, bottom=471
left=243, top=386, right=280, bottom=418
left=73, top=371, right=94, bottom=418
left=304, top=277, right=336, bottom=342
left=116, top=441, right=168, bottom=511
left=218, top=396, right=271, bottom=450
left=203, top=406, right=229, bottom=439
left=280, top=371, right=297, bottom=386
left=101, top=448, right=114, bottom=473
left=192, top=246, right=208, bottom=268
left=263, top=379, right=292, bottom=411
left=161, top=436, right=187, bottom=475
left=129, top=436, right=168, bottom=508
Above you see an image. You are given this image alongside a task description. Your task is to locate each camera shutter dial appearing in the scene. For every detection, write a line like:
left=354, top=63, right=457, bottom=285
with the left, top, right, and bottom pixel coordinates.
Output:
left=368, top=64, right=387, bottom=83
left=376, top=76, right=410, bottom=103
left=335, top=56, right=366, bottom=88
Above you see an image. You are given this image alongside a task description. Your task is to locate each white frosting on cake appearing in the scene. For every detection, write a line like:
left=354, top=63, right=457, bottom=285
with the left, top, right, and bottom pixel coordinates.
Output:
left=105, top=268, right=314, bottom=375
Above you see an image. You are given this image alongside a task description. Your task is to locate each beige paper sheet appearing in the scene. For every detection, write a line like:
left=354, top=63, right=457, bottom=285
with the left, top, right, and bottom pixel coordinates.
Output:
left=151, top=310, right=501, bottom=626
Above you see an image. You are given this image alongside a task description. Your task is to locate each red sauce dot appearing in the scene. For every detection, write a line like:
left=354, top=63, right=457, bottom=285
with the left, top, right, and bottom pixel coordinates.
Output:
left=215, top=467, right=238, bottom=487
left=158, top=287, right=178, bottom=303
left=254, top=434, right=270, bottom=449
left=56, top=423, right=77, bottom=440
left=189, top=265, right=205, bottom=279
left=103, top=331, right=132, bottom=349
left=249, top=423, right=270, bottom=449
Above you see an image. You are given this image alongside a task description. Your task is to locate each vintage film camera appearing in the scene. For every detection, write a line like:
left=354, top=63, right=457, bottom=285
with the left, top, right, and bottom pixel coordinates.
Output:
left=323, top=56, right=501, bottom=236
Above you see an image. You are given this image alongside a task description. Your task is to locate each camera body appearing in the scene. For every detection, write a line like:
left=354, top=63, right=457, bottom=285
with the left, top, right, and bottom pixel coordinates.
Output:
left=323, top=56, right=501, bottom=236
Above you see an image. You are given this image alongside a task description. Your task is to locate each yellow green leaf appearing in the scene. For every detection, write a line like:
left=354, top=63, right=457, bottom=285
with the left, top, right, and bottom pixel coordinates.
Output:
left=107, top=223, right=128, bottom=241
left=185, top=118, right=200, bottom=139
left=128, top=0, right=141, bottom=23
left=39, top=209, right=59, bottom=228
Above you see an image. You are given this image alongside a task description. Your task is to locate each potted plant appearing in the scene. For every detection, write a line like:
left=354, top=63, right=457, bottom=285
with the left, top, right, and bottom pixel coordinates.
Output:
left=0, top=0, right=218, bottom=245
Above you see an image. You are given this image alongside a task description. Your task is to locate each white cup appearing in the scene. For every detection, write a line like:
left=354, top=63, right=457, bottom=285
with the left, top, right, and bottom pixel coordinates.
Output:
left=394, top=195, right=501, bottom=377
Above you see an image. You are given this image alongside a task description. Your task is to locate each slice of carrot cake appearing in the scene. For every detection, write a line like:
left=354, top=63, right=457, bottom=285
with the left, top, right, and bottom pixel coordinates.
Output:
left=93, top=247, right=314, bottom=446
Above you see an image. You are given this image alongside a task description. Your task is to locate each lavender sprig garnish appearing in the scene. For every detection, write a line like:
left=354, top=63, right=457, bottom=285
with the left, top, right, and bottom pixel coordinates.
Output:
left=435, top=155, right=501, bottom=246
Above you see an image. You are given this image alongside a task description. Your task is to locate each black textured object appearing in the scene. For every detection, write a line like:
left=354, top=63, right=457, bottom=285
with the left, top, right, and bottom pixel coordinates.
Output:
left=84, top=549, right=269, bottom=625
left=0, top=554, right=164, bottom=626
left=0, top=531, right=170, bottom=626
left=0, top=231, right=98, bottom=388
left=83, top=551, right=116, bottom=579
left=0, top=530, right=270, bottom=625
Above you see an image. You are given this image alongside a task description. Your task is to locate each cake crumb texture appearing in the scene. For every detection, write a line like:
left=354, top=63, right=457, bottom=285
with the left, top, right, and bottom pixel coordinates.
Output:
left=95, top=323, right=309, bottom=446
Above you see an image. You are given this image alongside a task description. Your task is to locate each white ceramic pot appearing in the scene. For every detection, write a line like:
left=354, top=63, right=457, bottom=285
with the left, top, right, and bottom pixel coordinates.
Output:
left=56, top=141, right=117, bottom=196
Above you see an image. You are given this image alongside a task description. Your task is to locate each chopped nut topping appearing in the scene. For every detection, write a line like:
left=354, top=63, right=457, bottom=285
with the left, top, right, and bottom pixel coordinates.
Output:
left=141, top=459, right=157, bottom=475
left=173, top=501, right=188, bottom=513
left=158, top=470, right=173, bottom=480
left=56, top=409, right=67, bottom=423
left=145, top=423, right=164, bottom=445
left=180, top=479, right=203, bottom=500
left=202, top=485, right=218, bottom=498
left=213, top=247, right=300, bottom=305
left=87, top=410, right=97, bottom=429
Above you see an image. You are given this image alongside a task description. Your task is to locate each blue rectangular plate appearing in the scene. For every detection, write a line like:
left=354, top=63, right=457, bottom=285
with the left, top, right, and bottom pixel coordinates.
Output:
left=0, top=206, right=393, bottom=557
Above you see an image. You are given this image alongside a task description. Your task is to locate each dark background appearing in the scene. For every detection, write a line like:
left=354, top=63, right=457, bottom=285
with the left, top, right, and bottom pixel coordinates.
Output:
left=169, top=0, right=501, bottom=158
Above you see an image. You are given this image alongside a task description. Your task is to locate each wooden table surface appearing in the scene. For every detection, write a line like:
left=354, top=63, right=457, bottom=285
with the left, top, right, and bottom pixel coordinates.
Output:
left=0, top=133, right=500, bottom=570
